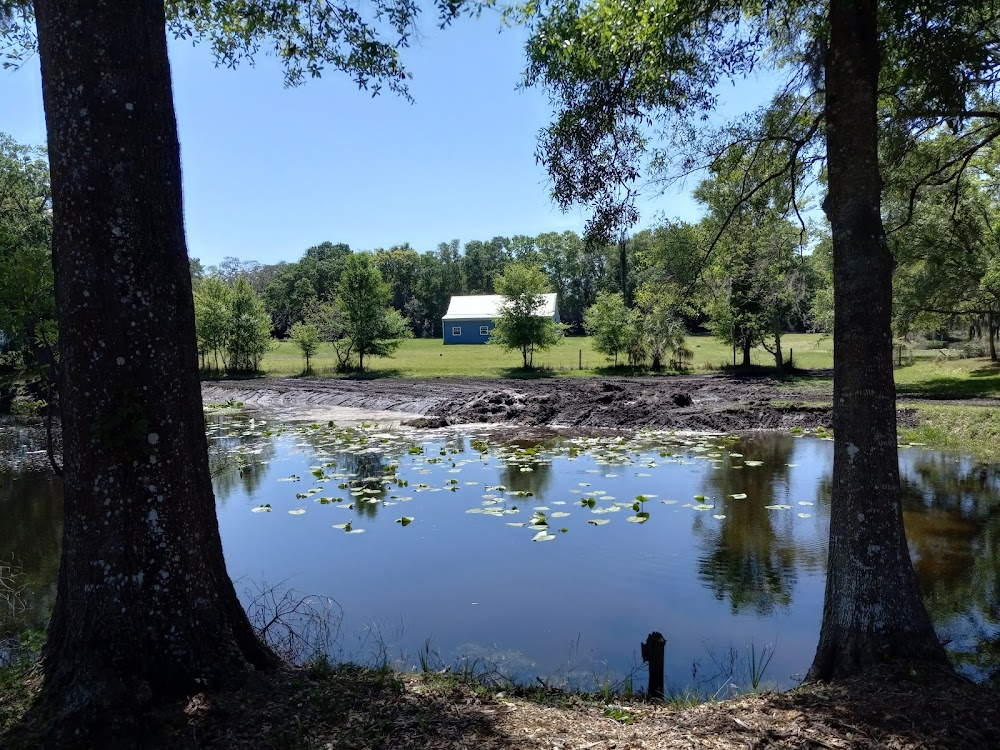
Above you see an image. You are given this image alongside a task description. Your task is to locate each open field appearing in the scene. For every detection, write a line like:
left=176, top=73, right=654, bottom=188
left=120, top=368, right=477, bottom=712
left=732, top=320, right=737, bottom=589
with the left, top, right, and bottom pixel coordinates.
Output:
left=259, top=332, right=842, bottom=378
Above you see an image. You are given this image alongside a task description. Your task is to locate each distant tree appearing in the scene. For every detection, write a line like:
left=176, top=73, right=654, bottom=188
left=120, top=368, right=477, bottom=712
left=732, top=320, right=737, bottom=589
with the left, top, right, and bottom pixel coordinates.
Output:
left=193, top=276, right=232, bottom=371
left=227, top=277, right=275, bottom=373
left=263, top=241, right=352, bottom=335
left=188, top=257, right=205, bottom=287
left=288, top=321, right=321, bottom=373
left=373, top=243, right=421, bottom=314
left=635, top=289, right=687, bottom=371
left=411, top=240, right=464, bottom=338
left=584, top=291, right=633, bottom=367
left=338, top=254, right=412, bottom=370
left=306, top=300, right=353, bottom=371
left=0, top=134, right=55, bottom=405
left=491, top=263, right=564, bottom=368
left=463, top=236, right=511, bottom=293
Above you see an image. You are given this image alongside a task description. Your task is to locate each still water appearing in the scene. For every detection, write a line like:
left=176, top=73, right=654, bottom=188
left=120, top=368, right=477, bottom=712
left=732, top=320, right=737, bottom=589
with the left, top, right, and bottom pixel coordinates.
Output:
left=3, top=415, right=999, bottom=693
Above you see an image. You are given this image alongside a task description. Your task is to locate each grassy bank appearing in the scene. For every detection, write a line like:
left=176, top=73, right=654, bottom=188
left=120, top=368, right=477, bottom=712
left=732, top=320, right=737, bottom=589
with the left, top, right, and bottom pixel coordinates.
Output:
left=900, top=404, right=1000, bottom=460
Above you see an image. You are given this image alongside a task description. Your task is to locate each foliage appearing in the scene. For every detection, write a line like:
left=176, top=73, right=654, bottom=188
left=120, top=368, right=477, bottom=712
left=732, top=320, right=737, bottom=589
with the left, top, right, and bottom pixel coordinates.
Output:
left=288, top=321, right=321, bottom=373
left=194, top=276, right=233, bottom=371
left=337, top=253, right=412, bottom=370
left=0, top=133, right=55, bottom=407
left=584, top=291, right=634, bottom=367
left=264, top=242, right=351, bottom=335
left=635, top=289, right=687, bottom=371
left=490, top=263, right=564, bottom=368
left=227, top=277, right=276, bottom=373
left=695, top=143, right=809, bottom=370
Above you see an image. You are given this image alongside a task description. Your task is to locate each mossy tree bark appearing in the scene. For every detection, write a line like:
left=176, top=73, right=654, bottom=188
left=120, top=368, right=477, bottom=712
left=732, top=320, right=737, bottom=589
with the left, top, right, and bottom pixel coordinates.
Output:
left=807, top=0, right=950, bottom=680
left=33, top=0, right=278, bottom=734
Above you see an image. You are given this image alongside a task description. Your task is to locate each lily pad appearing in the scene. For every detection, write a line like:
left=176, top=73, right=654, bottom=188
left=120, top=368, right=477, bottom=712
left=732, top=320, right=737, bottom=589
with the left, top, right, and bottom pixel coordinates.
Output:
left=797, top=513, right=812, bottom=518
left=288, top=508, right=306, bottom=515
left=587, top=519, right=611, bottom=526
left=765, top=504, right=793, bottom=510
left=251, top=504, right=271, bottom=513
left=396, top=516, right=414, bottom=527
left=532, top=531, right=556, bottom=542
left=730, top=493, right=748, bottom=500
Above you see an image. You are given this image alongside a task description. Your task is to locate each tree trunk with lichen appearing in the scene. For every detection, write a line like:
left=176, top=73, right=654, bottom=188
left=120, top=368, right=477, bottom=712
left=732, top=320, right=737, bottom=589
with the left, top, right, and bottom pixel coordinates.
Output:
left=806, top=0, right=950, bottom=681
left=33, top=0, right=277, bottom=737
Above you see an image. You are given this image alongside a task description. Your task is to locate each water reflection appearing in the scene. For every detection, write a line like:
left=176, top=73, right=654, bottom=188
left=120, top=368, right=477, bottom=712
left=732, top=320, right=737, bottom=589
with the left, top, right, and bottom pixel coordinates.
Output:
left=6, top=420, right=1000, bottom=684
left=0, top=471, right=62, bottom=634
left=206, top=415, right=278, bottom=502
left=695, top=434, right=802, bottom=615
left=900, top=452, right=1000, bottom=681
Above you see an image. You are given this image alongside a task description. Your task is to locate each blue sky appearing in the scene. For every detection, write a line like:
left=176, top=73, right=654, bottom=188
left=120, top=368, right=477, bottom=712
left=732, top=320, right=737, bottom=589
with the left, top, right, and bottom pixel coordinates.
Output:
left=2, top=14, right=777, bottom=268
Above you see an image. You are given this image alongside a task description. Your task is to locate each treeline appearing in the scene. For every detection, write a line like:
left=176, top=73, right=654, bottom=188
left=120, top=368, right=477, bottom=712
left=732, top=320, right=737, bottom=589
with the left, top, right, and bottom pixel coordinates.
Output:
left=196, top=224, right=829, bottom=354
left=192, top=232, right=626, bottom=339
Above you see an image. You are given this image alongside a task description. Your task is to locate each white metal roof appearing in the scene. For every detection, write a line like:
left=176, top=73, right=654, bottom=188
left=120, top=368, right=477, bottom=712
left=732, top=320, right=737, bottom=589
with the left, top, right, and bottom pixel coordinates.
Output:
left=442, top=293, right=558, bottom=321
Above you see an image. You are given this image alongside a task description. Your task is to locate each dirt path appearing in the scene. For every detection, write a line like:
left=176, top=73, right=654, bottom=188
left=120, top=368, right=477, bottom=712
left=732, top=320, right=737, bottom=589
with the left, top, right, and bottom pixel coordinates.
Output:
left=202, top=374, right=850, bottom=431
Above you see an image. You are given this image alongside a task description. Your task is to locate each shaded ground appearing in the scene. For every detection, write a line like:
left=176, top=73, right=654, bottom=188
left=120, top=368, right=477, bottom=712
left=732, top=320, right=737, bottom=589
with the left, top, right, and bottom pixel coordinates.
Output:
left=3, top=662, right=997, bottom=749
left=201, top=373, right=864, bottom=432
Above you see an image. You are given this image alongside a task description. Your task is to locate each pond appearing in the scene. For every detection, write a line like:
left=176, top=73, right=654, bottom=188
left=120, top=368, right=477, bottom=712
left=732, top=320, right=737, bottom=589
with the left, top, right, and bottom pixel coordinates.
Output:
left=3, top=414, right=1000, bottom=694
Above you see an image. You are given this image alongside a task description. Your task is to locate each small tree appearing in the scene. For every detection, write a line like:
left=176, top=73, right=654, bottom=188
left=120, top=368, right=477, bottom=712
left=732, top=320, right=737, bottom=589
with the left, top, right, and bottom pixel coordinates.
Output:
left=288, top=321, right=321, bottom=373
left=490, top=263, right=563, bottom=368
left=227, top=277, right=275, bottom=373
left=338, top=254, right=412, bottom=370
left=193, top=276, right=232, bottom=371
left=584, top=291, right=633, bottom=366
left=307, top=301, right=353, bottom=372
left=636, top=291, right=687, bottom=371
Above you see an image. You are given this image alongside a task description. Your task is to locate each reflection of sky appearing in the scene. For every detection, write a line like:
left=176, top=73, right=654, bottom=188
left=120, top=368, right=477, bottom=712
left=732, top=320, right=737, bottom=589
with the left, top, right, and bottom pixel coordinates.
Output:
left=215, top=425, right=844, bottom=691
left=6, top=421, right=1000, bottom=690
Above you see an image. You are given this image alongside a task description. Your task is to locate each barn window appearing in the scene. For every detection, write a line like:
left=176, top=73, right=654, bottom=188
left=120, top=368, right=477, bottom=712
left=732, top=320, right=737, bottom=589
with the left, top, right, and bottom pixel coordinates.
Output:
left=480, top=325, right=489, bottom=336
left=452, top=326, right=462, bottom=336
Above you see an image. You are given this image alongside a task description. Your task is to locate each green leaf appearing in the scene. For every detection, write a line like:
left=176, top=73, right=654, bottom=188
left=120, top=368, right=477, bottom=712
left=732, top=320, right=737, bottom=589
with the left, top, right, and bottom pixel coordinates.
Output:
left=396, top=516, right=414, bottom=526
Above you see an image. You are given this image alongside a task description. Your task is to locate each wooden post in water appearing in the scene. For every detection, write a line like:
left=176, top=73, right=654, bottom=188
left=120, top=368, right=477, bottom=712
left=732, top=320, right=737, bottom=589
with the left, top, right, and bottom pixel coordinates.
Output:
left=641, top=631, right=666, bottom=700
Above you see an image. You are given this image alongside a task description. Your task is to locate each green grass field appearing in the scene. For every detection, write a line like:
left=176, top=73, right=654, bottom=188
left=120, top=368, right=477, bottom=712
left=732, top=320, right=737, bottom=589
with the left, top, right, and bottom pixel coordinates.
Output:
left=260, top=332, right=841, bottom=379
left=260, top=332, right=1000, bottom=392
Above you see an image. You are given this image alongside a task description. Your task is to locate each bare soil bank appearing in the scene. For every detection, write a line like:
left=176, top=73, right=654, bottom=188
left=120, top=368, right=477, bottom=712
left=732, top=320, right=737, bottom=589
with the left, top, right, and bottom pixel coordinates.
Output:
left=202, top=373, right=902, bottom=432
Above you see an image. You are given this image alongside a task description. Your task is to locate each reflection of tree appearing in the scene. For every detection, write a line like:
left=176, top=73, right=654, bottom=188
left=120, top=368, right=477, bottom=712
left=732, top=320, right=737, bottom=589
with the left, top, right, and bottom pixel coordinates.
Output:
left=334, top=451, right=389, bottom=520
left=693, top=434, right=805, bottom=616
left=0, top=472, right=63, bottom=634
left=206, top=415, right=277, bottom=503
left=899, top=453, right=1000, bottom=679
left=497, top=440, right=556, bottom=499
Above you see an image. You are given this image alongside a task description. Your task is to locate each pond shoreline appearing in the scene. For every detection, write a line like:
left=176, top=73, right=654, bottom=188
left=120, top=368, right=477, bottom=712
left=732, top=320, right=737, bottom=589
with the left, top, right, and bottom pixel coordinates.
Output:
left=201, top=373, right=864, bottom=432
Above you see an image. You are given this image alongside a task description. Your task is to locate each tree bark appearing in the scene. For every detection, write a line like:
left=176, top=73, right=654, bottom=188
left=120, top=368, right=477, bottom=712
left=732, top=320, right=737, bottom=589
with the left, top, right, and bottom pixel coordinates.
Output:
left=33, top=0, right=278, bottom=734
left=807, top=0, right=949, bottom=681
left=741, top=339, right=752, bottom=367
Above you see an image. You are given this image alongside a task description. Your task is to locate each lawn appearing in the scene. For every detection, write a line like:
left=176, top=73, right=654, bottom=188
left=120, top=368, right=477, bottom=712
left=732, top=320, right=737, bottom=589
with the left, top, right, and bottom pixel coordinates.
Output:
left=259, top=332, right=840, bottom=378
left=259, top=332, right=1000, bottom=404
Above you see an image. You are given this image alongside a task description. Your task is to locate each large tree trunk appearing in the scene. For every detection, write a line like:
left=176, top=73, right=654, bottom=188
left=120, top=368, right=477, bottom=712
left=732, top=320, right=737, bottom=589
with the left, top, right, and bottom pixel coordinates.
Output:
left=33, top=0, right=278, bottom=734
left=741, top=338, right=752, bottom=367
left=807, top=0, right=949, bottom=681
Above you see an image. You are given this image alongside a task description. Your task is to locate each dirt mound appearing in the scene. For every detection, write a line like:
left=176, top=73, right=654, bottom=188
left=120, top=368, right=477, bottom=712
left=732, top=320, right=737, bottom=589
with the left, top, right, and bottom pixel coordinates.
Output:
left=203, top=375, right=911, bottom=433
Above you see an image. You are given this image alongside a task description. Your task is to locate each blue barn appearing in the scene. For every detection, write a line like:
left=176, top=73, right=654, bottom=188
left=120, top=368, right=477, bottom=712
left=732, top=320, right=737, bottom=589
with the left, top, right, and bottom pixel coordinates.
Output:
left=442, top=293, right=559, bottom=344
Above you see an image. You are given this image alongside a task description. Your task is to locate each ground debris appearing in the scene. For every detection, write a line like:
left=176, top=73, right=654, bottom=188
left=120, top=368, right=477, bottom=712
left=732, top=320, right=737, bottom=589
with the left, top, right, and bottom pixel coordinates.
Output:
left=3, top=663, right=997, bottom=749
